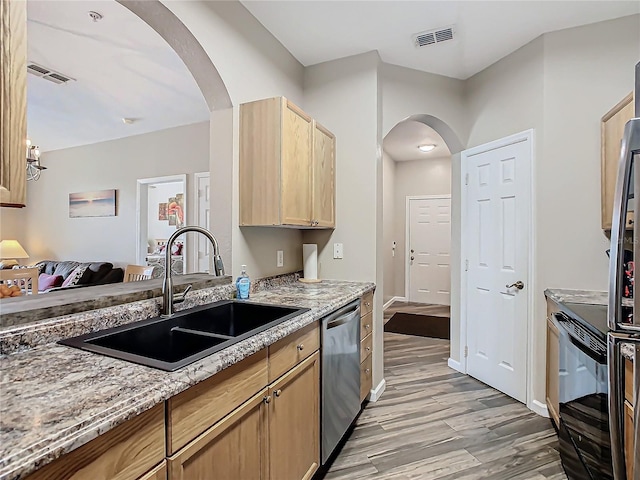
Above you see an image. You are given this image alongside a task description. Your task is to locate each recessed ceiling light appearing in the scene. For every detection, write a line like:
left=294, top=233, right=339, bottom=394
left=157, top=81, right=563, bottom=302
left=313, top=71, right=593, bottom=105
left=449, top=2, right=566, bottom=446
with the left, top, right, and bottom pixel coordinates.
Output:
left=418, top=144, right=436, bottom=152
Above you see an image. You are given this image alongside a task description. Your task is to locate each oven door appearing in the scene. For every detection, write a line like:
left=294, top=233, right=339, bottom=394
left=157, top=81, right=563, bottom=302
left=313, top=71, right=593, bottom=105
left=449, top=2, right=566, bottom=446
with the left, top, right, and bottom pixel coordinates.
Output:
left=555, top=313, right=613, bottom=480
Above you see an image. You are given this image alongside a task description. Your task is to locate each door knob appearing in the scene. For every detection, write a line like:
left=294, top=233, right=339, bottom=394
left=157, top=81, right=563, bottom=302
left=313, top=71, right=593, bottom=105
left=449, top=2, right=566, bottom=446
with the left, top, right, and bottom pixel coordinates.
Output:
left=506, top=281, right=525, bottom=290
left=410, top=256, right=414, bottom=261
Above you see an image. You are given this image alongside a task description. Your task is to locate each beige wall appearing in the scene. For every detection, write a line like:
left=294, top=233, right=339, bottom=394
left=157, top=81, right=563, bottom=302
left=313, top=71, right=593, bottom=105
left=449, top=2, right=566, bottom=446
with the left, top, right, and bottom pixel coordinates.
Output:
left=392, top=156, right=452, bottom=300
left=0, top=208, right=27, bottom=247
left=455, top=14, right=640, bottom=408
left=20, top=122, right=209, bottom=267
left=302, top=51, right=385, bottom=390
left=162, top=1, right=306, bottom=280
left=382, top=152, right=396, bottom=303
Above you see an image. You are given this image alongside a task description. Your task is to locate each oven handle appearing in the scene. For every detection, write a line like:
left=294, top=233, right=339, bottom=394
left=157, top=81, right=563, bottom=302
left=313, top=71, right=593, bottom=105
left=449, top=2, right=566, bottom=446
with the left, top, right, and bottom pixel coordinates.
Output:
left=553, top=313, right=606, bottom=363
left=608, top=332, right=639, bottom=480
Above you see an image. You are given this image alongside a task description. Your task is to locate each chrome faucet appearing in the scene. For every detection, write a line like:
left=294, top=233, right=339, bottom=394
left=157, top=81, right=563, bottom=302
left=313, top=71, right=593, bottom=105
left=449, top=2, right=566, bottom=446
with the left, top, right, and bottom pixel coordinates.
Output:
left=162, top=226, right=225, bottom=317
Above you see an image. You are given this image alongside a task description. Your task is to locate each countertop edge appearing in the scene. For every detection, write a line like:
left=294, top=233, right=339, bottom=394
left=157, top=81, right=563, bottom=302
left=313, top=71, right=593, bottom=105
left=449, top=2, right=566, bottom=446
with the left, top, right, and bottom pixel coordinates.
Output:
left=0, top=282, right=376, bottom=480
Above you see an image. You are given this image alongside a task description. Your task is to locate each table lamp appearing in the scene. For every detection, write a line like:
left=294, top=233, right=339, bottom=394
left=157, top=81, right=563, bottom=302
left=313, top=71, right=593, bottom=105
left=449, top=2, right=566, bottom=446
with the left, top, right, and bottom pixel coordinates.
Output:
left=0, top=240, right=29, bottom=268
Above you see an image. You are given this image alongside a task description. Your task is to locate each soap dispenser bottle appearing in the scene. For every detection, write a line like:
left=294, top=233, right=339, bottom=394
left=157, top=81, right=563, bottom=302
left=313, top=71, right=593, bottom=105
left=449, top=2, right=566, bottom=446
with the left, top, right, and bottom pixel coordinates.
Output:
left=236, top=265, right=251, bottom=300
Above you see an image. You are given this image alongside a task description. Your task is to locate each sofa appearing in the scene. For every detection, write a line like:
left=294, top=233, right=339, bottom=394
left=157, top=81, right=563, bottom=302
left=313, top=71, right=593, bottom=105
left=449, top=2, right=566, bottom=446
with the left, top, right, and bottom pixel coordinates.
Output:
left=34, top=261, right=124, bottom=292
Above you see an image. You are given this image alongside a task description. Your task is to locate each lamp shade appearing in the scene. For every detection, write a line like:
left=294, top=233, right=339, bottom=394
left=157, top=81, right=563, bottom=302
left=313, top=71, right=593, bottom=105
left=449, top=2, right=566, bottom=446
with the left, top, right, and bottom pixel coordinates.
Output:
left=0, top=240, right=29, bottom=259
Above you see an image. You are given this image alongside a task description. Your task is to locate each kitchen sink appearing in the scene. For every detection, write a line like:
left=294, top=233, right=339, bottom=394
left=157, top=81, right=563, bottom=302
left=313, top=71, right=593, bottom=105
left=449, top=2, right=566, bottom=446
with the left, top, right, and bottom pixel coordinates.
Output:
left=59, top=300, right=308, bottom=371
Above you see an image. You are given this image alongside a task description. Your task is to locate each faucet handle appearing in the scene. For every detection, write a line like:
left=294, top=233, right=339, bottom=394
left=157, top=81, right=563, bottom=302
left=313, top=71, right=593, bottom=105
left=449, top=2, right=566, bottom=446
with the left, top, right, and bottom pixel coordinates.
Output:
left=173, top=284, right=192, bottom=304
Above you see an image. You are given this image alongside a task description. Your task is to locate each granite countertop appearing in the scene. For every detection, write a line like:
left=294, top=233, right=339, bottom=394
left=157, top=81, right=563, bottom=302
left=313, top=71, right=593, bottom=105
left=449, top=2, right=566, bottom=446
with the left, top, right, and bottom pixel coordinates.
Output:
left=545, top=288, right=635, bottom=361
left=0, top=280, right=375, bottom=480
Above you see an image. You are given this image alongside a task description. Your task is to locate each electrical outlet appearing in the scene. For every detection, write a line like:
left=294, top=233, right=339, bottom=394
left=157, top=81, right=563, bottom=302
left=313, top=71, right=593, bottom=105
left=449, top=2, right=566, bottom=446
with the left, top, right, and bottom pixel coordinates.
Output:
left=333, top=243, right=343, bottom=259
left=277, top=250, right=284, bottom=267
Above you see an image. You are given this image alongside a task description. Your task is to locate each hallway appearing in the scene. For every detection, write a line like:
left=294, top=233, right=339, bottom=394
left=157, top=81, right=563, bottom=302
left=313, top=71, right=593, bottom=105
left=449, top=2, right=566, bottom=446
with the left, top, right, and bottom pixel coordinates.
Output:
left=324, top=333, right=566, bottom=480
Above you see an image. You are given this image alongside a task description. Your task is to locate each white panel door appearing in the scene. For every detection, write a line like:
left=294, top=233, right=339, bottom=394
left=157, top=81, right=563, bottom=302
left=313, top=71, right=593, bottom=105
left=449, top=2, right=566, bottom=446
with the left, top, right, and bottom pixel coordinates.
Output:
left=408, top=196, right=451, bottom=305
left=196, top=173, right=211, bottom=272
left=465, top=139, right=530, bottom=404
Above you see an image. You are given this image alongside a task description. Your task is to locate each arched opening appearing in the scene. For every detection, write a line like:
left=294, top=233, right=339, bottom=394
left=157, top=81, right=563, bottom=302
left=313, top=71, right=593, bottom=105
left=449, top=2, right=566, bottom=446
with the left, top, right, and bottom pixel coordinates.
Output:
left=381, top=114, right=461, bottom=343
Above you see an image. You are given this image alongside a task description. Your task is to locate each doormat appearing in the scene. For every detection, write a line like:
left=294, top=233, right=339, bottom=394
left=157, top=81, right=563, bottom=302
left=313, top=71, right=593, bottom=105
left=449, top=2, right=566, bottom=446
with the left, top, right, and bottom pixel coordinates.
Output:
left=384, top=312, right=450, bottom=339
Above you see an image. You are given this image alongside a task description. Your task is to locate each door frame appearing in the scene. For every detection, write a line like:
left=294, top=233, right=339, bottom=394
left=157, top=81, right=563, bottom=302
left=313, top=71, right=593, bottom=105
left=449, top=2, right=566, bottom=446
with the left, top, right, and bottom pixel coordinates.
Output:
left=193, top=171, right=210, bottom=271
left=136, top=174, right=187, bottom=271
left=459, top=129, right=537, bottom=412
left=404, top=194, right=452, bottom=302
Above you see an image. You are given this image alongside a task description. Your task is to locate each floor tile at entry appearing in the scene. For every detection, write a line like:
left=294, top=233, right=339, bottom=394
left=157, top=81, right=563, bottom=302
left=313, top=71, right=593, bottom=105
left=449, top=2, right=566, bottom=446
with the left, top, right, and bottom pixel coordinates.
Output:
left=323, top=333, right=567, bottom=480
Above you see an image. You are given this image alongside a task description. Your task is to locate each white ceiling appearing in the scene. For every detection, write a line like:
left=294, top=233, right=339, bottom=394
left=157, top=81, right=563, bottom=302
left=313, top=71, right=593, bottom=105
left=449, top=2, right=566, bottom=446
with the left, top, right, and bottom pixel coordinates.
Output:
left=27, top=0, right=208, bottom=152
left=384, top=120, right=451, bottom=162
left=241, top=1, right=640, bottom=80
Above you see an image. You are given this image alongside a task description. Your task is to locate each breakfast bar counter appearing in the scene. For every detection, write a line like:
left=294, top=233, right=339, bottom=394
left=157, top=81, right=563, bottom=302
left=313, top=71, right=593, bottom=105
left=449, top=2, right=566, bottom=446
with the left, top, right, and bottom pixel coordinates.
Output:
left=0, top=279, right=375, bottom=480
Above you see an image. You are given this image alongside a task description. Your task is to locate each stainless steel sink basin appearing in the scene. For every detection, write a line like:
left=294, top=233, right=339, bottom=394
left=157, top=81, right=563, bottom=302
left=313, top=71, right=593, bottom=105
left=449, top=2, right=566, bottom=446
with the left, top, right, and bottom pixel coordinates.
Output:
left=59, top=300, right=308, bottom=371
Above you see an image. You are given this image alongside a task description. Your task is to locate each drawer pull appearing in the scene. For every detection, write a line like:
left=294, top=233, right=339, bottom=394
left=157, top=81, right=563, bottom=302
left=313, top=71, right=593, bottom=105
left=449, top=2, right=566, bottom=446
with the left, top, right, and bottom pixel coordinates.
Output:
left=365, top=302, right=371, bottom=307
left=275, top=389, right=282, bottom=397
left=366, top=346, right=371, bottom=352
left=365, top=324, right=371, bottom=330
left=365, top=368, right=370, bottom=374
left=297, top=344, right=304, bottom=351
left=263, top=395, right=272, bottom=404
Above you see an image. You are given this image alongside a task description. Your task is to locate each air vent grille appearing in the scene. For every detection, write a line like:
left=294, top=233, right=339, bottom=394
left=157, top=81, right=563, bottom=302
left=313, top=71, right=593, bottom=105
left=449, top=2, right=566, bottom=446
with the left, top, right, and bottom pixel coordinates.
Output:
left=414, top=25, right=455, bottom=48
left=27, top=62, right=75, bottom=84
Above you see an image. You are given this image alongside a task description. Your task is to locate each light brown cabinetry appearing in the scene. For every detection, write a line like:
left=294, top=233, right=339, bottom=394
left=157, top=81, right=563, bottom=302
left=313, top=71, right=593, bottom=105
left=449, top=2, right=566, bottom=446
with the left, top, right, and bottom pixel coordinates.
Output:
left=268, top=321, right=320, bottom=382
left=139, top=462, right=167, bottom=480
left=26, top=404, right=166, bottom=480
left=0, top=0, right=28, bottom=207
left=268, top=352, right=320, bottom=480
left=601, top=92, right=635, bottom=230
left=166, top=349, right=268, bottom=454
left=360, top=292, right=374, bottom=402
left=240, top=97, right=335, bottom=228
left=545, top=303, right=560, bottom=428
left=168, top=389, right=268, bottom=480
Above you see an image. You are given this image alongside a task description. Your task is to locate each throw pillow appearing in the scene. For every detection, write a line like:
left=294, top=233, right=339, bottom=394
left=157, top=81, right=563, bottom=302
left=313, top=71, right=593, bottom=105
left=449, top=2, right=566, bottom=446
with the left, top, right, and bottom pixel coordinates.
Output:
left=38, top=273, right=63, bottom=291
left=60, top=265, right=89, bottom=288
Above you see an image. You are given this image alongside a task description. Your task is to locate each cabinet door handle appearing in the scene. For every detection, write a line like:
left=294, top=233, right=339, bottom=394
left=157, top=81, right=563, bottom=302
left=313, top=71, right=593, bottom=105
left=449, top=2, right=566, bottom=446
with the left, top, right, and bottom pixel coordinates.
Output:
left=365, top=324, right=371, bottom=330
left=297, top=344, right=304, bottom=351
left=263, top=395, right=272, bottom=404
left=275, top=389, right=282, bottom=397
left=365, top=368, right=370, bottom=374
left=366, top=346, right=371, bottom=352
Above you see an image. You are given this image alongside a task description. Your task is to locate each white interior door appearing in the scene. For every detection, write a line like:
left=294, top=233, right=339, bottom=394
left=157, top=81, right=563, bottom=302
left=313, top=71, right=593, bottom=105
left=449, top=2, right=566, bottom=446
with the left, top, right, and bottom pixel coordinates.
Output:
left=195, top=173, right=211, bottom=272
left=464, top=136, right=531, bottom=404
left=407, top=196, right=451, bottom=305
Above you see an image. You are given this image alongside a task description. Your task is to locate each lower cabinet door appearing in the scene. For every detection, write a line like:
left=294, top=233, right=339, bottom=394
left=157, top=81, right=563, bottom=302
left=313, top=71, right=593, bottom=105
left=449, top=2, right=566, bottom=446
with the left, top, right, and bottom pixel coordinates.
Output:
left=168, top=388, right=268, bottom=480
left=268, top=352, right=320, bottom=480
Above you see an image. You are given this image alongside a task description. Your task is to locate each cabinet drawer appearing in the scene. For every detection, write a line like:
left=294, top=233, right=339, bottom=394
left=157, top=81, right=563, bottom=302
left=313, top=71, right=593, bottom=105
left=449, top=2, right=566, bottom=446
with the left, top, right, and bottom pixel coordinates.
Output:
left=360, top=312, right=372, bottom=341
left=360, top=355, right=372, bottom=403
left=269, top=321, right=319, bottom=382
left=361, top=291, right=373, bottom=317
left=625, top=358, right=633, bottom=405
left=26, top=404, right=165, bottom=480
left=167, top=349, right=268, bottom=455
left=360, top=333, right=373, bottom=363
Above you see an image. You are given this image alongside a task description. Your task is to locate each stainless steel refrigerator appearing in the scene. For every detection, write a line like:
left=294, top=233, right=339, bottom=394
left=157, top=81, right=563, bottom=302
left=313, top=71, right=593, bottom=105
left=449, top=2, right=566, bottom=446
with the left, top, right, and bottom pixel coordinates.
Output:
left=608, top=60, right=640, bottom=480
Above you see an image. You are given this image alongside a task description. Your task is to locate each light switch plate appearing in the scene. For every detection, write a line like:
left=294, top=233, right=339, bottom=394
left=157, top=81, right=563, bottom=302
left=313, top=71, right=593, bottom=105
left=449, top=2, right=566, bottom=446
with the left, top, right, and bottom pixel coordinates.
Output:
left=333, top=243, right=343, bottom=259
left=277, top=250, right=284, bottom=267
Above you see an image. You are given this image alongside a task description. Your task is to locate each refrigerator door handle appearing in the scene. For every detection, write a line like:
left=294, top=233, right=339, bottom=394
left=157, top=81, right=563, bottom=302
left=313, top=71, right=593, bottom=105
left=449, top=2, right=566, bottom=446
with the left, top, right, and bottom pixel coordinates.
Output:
left=609, top=118, right=640, bottom=332
left=608, top=332, right=640, bottom=480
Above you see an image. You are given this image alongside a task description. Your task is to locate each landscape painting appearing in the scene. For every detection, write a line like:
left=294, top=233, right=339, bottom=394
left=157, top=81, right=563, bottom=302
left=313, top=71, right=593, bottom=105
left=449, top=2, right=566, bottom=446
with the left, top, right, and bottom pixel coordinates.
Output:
left=69, top=189, right=117, bottom=218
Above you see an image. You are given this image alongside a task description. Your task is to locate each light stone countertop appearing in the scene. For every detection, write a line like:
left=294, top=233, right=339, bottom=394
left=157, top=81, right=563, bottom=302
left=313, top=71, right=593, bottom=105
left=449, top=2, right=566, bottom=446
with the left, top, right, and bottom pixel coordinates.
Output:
left=0, top=279, right=375, bottom=480
left=544, top=288, right=635, bottom=361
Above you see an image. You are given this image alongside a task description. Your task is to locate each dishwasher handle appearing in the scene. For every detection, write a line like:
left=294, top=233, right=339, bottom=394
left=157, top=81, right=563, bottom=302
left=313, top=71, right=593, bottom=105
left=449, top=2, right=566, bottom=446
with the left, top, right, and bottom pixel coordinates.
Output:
left=325, top=301, right=361, bottom=329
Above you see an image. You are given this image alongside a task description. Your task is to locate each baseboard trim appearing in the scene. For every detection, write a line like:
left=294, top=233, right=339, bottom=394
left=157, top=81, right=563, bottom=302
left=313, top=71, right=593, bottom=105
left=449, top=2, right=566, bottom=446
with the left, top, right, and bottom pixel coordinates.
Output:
left=529, top=399, right=550, bottom=418
left=383, top=296, right=407, bottom=310
left=368, top=378, right=386, bottom=402
left=447, top=358, right=464, bottom=373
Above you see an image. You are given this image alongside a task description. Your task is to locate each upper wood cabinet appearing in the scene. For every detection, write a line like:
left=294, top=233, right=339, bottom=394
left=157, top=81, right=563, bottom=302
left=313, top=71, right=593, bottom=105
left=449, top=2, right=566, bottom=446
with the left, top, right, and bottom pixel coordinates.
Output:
left=240, top=97, right=335, bottom=228
left=601, top=92, right=635, bottom=230
left=0, top=0, right=28, bottom=208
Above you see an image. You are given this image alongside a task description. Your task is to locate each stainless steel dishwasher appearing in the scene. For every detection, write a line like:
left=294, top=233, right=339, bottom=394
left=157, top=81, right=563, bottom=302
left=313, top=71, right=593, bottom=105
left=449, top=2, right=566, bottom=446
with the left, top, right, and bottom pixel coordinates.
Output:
left=321, top=299, right=361, bottom=464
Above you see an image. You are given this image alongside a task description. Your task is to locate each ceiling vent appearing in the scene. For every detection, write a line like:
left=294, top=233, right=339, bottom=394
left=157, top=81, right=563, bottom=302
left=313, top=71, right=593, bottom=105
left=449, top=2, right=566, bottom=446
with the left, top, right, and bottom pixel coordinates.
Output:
left=27, top=62, right=75, bottom=85
left=414, top=26, right=455, bottom=48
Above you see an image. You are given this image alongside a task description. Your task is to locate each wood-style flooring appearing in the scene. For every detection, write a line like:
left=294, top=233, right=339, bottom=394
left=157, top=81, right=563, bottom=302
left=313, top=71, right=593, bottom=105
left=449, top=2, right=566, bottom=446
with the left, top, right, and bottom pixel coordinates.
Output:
left=324, top=333, right=566, bottom=480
